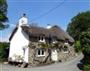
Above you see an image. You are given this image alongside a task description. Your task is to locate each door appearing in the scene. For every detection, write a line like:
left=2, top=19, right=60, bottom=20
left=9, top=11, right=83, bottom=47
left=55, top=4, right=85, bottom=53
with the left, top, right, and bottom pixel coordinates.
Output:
left=51, top=49, right=58, bottom=61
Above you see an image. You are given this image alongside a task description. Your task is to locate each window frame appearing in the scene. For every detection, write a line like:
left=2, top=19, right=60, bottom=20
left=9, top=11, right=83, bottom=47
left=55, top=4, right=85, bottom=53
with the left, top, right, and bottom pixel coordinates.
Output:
left=63, top=46, right=69, bottom=53
left=36, top=48, right=45, bottom=57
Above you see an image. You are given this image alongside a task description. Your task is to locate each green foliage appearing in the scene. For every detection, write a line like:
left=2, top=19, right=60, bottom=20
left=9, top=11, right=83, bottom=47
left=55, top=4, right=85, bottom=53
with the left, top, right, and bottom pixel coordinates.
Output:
left=0, top=0, right=7, bottom=13
left=52, top=42, right=59, bottom=48
left=84, top=64, right=90, bottom=71
left=0, top=0, right=7, bottom=4
left=38, top=43, right=50, bottom=48
left=0, top=0, right=8, bottom=30
left=66, top=10, right=90, bottom=70
left=0, top=42, right=9, bottom=62
left=80, top=32, right=90, bottom=65
left=0, top=11, right=8, bottom=22
left=80, top=32, right=90, bottom=52
left=67, top=11, right=90, bottom=40
left=74, top=41, right=81, bottom=52
left=84, top=55, right=90, bottom=64
left=38, top=42, right=62, bottom=48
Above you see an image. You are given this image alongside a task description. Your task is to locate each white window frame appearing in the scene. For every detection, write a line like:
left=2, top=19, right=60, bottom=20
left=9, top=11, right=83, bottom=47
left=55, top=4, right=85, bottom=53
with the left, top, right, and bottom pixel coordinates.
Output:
left=39, top=36, right=45, bottom=43
left=63, top=46, right=69, bottom=53
left=36, top=48, right=45, bottom=57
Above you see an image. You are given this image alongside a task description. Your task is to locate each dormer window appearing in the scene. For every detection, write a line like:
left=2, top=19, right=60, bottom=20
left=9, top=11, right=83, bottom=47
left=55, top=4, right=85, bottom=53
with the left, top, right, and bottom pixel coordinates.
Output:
left=63, top=45, right=69, bottom=53
left=39, top=36, right=45, bottom=43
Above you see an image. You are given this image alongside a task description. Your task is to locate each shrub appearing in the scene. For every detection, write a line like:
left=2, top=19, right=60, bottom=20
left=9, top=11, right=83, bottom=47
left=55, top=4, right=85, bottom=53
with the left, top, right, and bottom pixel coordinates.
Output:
left=80, top=32, right=90, bottom=52
left=80, top=32, right=90, bottom=64
left=74, top=41, right=81, bottom=52
left=84, top=64, right=90, bottom=71
left=0, top=42, right=9, bottom=62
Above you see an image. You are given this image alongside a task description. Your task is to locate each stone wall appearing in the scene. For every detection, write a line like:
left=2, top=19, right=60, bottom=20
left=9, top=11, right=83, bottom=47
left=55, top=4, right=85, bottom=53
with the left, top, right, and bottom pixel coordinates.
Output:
left=58, top=45, right=76, bottom=62
left=28, top=43, right=76, bottom=66
left=28, top=47, right=52, bottom=66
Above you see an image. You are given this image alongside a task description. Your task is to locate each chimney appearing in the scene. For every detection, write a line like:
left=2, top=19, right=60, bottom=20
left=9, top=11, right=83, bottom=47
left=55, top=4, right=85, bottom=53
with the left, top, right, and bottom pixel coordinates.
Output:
left=18, top=13, right=28, bottom=26
left=23, top=13, right=26, bottom=17
left=46, top=24, right=52, bottom=29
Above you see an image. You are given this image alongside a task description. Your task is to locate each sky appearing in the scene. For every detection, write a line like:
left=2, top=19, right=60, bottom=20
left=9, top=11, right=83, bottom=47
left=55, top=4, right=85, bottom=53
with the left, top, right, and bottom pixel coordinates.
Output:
left=0, top=0, right=90, bottom=42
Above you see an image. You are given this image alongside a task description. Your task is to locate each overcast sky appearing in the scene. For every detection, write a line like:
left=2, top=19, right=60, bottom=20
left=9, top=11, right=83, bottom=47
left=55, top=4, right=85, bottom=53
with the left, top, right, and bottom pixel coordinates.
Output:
left=0, top=0, right=90, bottom=42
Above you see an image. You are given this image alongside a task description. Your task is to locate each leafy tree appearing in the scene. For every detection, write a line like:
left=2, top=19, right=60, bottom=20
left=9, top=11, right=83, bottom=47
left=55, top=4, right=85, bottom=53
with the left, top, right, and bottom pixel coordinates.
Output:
left=0, top=0, right=8, bottom=30
left=67, top=10, right=90, bottom=69
left=67, top=11, right=90, bottom=41
left=80, top=31, right=90, bottom=52
left=80, top=31, right=90, bottom=64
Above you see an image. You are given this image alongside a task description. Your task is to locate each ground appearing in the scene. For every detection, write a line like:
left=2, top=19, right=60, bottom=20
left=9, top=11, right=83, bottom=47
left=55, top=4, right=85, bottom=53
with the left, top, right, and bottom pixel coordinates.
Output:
left=0, top=53, right=83, bottom=71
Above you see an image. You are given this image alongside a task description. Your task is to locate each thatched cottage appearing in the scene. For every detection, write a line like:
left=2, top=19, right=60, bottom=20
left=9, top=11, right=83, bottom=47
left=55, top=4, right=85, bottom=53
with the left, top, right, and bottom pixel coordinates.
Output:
left=8, top=14, right=75, bottom=66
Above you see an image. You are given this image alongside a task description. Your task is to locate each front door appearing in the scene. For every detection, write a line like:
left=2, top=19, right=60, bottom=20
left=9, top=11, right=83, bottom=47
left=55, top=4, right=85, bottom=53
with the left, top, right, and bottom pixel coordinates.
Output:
left=51, top=49, right=58, bottom=61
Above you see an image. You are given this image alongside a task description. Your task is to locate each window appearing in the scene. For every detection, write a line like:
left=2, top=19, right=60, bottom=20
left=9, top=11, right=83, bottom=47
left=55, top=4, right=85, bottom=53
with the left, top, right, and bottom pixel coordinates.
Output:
left=63, top=46, right=69, bottom=53
left=38, top=49, right=40, bottom=55
left=36, top=48, right=45, bottom=57
left=41, top=37, right=43, bottom=40
left=39, top=36, right=44, bottom=41
left=39, top=36, right=45, bottom=43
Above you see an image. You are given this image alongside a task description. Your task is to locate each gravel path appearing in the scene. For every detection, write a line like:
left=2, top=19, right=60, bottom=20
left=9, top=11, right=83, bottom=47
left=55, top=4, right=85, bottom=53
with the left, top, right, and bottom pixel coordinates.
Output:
left=0, top=53, right=83, bottom=71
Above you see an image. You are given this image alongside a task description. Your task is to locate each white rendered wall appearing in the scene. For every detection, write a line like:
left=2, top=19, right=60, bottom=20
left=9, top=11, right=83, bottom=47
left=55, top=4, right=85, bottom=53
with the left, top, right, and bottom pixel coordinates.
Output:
left=19, top=17, right=28, bottom=26
left=9, top=27, right=29, bottom=63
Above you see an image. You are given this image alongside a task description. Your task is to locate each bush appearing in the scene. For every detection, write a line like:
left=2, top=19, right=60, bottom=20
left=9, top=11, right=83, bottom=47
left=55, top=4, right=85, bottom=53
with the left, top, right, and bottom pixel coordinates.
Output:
left=80, top=32, right=90, bottom=52
left=84, top=64, right=90, bottom=71
left=80, top=31, right=90, bottom=68
left=74, top=41, right=81, bottom=52
left=83, top=51, right=90, bottom=64
left=0, top=42, right=9, bottom=62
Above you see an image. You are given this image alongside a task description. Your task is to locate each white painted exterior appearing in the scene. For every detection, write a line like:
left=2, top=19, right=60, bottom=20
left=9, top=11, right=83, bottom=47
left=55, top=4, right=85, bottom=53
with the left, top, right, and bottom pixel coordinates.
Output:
left=19, top=16, right=28, bottom=26
left=46, top=24, right=52, bottom=29
left=51, top=49, right=58, bottom=61
left=9, top=16, right=29, bottom=63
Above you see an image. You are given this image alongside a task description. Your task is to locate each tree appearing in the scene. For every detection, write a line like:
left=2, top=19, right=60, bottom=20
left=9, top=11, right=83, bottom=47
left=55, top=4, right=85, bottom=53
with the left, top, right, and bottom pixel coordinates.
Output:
left=80, top=31, right=90, bottom=52
left=67, top=11, right=90, bottom=41
left=67, top=11, right=90, bottom=69
left=0, top=0, right=8, bottom=30
left=80, top=31, right=90, bottom=64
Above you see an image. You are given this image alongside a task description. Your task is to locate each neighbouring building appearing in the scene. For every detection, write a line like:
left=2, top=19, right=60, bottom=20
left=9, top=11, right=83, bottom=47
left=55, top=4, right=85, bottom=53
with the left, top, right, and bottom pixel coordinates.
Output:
left=8, top=14, right=75, bottom=67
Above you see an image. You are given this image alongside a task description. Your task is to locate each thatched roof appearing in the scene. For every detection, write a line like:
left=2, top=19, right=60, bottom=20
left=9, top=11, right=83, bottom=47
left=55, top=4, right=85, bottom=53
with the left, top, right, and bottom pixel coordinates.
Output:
left=22, top=25, right=74, bottom=42
left=50, top=26, right=74, bottom=42
left=9, top=25, right=74, bottom=43
left=22, top=26, right=52, bottom=37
